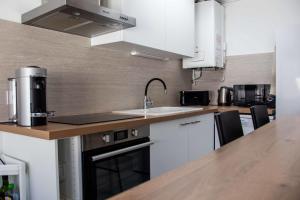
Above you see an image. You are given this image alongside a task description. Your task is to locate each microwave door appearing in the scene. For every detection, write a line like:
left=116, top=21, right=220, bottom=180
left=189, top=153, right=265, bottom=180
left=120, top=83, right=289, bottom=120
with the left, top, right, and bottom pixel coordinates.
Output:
left=245, top=85, right=256, bottom=105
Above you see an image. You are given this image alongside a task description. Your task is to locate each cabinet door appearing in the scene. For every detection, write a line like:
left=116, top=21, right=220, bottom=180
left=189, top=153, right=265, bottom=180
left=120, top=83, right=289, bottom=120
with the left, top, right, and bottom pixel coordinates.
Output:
left=165, top=0, right=195, bottom=57
left=122, top=0, right=165, bottom=50
left=150, top=118, right=188, bottom=178
left=187, top=114, right=214, bottom=161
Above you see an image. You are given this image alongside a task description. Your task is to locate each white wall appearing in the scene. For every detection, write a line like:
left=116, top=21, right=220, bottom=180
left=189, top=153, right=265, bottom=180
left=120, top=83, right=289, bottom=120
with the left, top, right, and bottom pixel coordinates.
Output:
left=276, top=25, right=300, bottom=118
left=0, top=0, right=40, bottom=23
left=225, top=0, right=300, bottom=56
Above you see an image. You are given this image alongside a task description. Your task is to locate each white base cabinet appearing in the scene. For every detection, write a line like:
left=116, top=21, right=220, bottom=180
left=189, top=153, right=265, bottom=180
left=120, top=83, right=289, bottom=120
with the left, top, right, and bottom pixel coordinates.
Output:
left=150, top=118, right=188, bottom=178
left=150, top=113, right=214, bottom=178
left=187, top=114, right=214, bottom=161
left=1, top=132, right=60, bottom=200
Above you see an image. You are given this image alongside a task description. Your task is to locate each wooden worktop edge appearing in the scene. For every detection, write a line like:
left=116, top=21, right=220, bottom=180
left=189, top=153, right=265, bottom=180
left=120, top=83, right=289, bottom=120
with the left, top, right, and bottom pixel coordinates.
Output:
left=0, top=125, right=51, bottom=140
left=48, top=109, right=218, bottom=140
left=0, top=108, right=218, bottom=140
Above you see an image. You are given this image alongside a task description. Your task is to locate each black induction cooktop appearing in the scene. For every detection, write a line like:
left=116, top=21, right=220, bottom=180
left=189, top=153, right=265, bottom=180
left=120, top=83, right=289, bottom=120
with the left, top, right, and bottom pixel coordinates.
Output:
left=48, top=113, right=142, bottom=125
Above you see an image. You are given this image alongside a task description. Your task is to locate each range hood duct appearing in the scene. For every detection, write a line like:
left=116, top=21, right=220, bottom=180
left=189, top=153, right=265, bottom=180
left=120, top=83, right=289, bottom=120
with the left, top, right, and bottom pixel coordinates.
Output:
left=21, top=0, right=136, bottom=38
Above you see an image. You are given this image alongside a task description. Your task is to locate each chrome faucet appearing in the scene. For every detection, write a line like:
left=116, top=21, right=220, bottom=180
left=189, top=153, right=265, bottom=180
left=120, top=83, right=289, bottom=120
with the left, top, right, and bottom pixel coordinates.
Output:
left=144, top=78, right=167, bottom=110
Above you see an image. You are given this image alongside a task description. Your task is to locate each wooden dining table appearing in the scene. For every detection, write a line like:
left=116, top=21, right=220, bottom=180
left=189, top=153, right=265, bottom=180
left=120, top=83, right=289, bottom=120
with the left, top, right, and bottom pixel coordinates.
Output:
left=110, top=117, right=300, bottom=200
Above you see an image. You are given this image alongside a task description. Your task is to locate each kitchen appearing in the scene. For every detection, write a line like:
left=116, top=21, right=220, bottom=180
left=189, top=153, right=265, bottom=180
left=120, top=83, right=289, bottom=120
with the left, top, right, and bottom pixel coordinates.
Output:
left=0, top=0, right=299, bottom=199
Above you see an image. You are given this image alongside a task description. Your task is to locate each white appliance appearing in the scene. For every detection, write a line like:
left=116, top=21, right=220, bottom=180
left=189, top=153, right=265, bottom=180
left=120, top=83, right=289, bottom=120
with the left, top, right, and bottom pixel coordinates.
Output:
left=183, top=0, right=225, bottom=69
left=276, top=25, right=300, bottom=118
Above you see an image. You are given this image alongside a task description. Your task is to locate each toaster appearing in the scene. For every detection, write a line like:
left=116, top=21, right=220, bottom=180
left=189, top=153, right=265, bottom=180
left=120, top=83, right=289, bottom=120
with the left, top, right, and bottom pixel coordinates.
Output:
left=180, top=90, right=210, bottom=106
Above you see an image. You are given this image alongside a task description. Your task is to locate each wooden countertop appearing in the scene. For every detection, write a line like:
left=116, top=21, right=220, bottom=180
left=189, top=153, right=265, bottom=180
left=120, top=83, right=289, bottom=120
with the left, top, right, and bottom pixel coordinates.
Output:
left=0, top=108, right=218, bottom=140
left=110, top=117, right=300, bottom=200
left=203, top=105, right=275, bottom=115
left=0, top=106, right=274, bottom=140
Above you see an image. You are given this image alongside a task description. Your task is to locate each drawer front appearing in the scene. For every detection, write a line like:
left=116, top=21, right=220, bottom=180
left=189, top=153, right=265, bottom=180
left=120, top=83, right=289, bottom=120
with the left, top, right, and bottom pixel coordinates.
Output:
left=176, top=113, right=214, bottom=128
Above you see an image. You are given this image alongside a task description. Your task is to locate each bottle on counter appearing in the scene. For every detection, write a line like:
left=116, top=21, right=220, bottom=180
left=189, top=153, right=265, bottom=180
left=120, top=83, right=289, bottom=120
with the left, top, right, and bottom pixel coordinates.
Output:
left=5, top=183, right=16, bottom=200
left=9, top=184, right=19, bottom=200
left=0, top=176, right=9, bottom=200
left=0, top=177, right=19, bottom=200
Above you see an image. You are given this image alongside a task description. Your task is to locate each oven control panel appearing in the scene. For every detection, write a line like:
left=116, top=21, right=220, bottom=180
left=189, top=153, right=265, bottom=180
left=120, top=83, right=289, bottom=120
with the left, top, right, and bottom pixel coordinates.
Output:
left=102, top=134, right=111, bottom=143
left=114, top=130, right=128, bottom=141
left=82, top=125, right=150, bottom=151
left=131, top=129, right=139, bottom=137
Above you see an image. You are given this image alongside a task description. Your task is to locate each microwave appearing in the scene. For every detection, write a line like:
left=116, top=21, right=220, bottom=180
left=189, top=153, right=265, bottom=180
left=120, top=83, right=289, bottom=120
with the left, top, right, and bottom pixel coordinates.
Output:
left=180, top=90, right=210, bottom=106
left=233, top=84, right=271, bottom=107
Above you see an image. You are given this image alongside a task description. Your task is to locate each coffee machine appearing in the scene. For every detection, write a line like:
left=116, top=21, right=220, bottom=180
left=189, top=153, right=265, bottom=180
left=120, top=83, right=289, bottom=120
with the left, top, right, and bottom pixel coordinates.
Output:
left=8, top=66, right=49, bottom=126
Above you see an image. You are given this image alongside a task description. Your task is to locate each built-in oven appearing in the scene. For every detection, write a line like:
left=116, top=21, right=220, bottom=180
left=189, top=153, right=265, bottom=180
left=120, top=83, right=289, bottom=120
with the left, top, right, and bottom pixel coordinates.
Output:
left=81, top=126, right=153, bottom=200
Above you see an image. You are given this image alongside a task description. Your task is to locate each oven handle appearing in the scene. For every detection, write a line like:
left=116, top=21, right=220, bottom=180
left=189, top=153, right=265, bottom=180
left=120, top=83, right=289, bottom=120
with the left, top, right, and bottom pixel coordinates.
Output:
left=91, top=140, right=155, bottom=162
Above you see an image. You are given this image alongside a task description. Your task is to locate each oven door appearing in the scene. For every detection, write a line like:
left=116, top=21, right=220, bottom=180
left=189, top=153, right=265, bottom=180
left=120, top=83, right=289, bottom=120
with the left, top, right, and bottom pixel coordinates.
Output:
left=82, top=137, right=153, bottom=200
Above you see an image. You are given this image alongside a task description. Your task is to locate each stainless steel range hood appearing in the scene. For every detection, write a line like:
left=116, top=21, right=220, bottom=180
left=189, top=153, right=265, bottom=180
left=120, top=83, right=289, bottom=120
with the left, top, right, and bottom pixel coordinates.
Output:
left=21, top=0, right=136, bottom=38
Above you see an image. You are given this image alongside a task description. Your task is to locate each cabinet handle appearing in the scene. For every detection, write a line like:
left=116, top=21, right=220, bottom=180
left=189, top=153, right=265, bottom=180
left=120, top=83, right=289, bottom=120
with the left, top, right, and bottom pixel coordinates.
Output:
left=91, top=141, right=155, bottom=162
left=180, top=120, right=201, bottom=126
left=180, top=122, right=192, bottom=126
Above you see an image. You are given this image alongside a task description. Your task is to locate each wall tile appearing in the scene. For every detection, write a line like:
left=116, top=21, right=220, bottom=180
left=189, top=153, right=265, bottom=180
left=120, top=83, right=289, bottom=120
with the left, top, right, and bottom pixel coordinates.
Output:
left=192, top=53, right=274, bottom=104
left=0, top=19, right=191, bottom=120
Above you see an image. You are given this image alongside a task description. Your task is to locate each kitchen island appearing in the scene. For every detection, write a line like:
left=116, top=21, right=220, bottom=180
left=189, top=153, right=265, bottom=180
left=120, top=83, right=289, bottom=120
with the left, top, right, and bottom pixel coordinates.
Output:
left=110, top=117, right=300, bottom=200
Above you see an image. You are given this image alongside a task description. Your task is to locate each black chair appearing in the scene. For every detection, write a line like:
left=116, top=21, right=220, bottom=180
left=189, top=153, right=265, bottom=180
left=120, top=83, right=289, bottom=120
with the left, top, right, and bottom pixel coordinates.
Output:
left=250, top=105, right=270, bottom=129
left=215, top=110, right=244, bottom=147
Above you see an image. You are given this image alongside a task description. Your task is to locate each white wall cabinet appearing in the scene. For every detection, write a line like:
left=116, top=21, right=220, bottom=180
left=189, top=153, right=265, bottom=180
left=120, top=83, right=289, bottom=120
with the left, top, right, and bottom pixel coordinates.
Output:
left=121, top=0, right=165, bottom=50
left=150, top=113, right=214, bottom=178
left=165, top=0, right=195, bottom=57
left=92, top=0, right=195, bottom=58
left=0, top=0, right=194, bottom=57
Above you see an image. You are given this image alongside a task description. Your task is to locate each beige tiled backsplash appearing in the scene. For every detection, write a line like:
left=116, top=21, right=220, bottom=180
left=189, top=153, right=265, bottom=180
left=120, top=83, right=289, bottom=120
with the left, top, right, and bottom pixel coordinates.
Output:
left=0, top=19, right=275, bottom=121
left=192, top=53, right=275, bottom=104
left=0, top=19, right=191, bottom=121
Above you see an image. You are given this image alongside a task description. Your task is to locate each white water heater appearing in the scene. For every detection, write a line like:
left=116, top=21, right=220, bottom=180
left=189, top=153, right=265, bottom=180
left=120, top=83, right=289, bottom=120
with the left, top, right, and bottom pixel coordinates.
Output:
left=183, top=0, right=225, bottom=69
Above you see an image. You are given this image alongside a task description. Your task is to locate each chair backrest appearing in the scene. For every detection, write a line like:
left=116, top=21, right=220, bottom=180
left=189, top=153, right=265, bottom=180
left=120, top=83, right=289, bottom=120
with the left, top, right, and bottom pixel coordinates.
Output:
left=250, top=105, right=270, bottom=129
left=215, top=110, right=244, bottom=146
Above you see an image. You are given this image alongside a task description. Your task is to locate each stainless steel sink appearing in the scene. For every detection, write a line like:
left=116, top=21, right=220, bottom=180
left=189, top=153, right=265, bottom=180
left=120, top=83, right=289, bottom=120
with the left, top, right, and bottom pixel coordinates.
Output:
left=114, top=107, right=203, bottom=116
